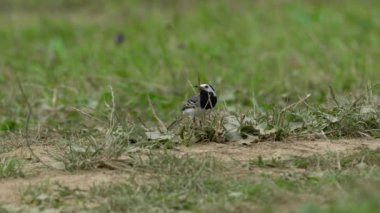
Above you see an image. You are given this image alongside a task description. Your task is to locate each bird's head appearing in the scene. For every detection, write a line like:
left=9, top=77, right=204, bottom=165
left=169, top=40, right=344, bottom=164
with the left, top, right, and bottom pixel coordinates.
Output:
left=195, top=84, right=216, bottom=96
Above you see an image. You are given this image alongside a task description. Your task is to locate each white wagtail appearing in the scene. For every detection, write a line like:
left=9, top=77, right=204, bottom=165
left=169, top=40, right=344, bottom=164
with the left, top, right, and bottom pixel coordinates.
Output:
left=182, top=83, right=218, bottom=117
left=167, top=83, right=217, bottom=130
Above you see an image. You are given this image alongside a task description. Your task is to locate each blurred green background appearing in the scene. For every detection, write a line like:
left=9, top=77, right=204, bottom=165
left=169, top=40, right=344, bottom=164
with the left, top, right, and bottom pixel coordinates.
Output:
left=1, top=0, right=379, bottom=128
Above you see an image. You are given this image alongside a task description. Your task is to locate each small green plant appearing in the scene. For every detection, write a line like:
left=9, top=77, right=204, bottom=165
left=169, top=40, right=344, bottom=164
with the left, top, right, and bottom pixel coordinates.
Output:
left=175, top=112, right=227, bottom=145
left=0, top=119, right=19, bottom=131
left=0, top=157, right=24, bottom=178
left=22, top=181, right=87, bottom=210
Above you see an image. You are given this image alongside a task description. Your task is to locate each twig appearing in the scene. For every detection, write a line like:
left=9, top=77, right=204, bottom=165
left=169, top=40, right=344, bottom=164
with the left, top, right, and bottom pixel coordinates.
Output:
left=282, top=94, right=311, bottom=112
left=366, top=81, right=373, bottom=104
left=334, top=180, right=348, bottom=195
left=357, top=131, right=371, bottom=138
left=137, top=116, right=148, bottom=129
left=70, top=107, right=105, bottom=123
left=277, top=94, right=311, bottom=126
left=108, top=86, right=116, bottom=130
left=336, top=152, right=341, bottom=170
left=52, top=88, right=57, bottom=109
left=329, top=86, right=340, bottom=108
left=167, top=116, right=183, bottom=131
left=350, top=96, right=362, bottom=109
left=316, top=156, right=321, bottom=171
left=148, top=96, right=167, bottom=133
left=16, top=76, right=52, bottom=168
left=320, top=130, right=329, bottom=141
left=187, top=80, right=197, bottom=94
left=105, top=86, right=117, bottom=146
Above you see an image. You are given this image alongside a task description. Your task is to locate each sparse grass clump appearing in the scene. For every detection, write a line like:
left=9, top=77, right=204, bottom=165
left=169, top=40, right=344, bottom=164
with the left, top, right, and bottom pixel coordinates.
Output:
left=51, top=125, right=133, bottom=170
left=291, top=97, right=380, bottom=138
left=0, top=157, right=24, bottom=178
left=230, top=92, right=380, bottom=141
left=22, top=181, right=86, bottom=210
left=250, top=147, right=380, bottom=171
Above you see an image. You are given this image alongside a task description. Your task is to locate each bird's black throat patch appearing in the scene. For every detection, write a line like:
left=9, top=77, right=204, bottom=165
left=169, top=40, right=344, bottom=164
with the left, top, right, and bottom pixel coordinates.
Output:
left=200, top=90, right=217, bottom=109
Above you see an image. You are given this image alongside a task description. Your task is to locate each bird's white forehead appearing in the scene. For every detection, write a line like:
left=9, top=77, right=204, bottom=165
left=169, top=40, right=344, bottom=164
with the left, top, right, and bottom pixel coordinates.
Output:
left=199, top=83, right=216, bottom=96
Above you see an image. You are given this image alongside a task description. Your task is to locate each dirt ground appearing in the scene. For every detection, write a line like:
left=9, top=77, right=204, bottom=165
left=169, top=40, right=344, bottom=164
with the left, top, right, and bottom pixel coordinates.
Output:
left=1, top=138, right=380, bottom=206
left=177, top=138, right=380, bottom=161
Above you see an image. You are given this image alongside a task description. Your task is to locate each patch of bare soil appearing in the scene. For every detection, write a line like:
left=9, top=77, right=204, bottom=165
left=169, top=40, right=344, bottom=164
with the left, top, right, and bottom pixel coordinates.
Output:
left=0, top=169, right=131, bottom=205
left=0, top=138, right=379, bottom=206
left=176, top=138, right=380, bottom=162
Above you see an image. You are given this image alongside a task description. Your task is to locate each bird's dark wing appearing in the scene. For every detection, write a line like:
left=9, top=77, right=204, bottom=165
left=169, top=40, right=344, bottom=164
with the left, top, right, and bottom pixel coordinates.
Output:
left=181, top=95, right=200, bottom=111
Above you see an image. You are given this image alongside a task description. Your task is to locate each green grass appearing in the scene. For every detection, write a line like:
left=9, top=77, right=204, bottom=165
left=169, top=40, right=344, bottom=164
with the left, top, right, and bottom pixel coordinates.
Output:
left=0, top=157, right=24, bottom=178
left=1, top=0, right=379, bottom=129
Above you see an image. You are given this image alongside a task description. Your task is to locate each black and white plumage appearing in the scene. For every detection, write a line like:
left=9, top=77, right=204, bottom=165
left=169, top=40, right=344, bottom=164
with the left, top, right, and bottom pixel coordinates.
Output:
left=182, top=83, right=217, bottom=116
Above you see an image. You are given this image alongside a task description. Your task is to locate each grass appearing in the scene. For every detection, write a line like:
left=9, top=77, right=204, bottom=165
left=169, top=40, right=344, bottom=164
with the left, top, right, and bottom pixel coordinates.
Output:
left=0, top=157, right=24, bottom=178
left=250, top=147, right=380, bottom=170
left=0, top=0, right=380, bottom=212
left=50, top=126, right=131, bottom=170
left=1, top=0, right=380, bottom=128
left=16, top=149, right=380, bottom=212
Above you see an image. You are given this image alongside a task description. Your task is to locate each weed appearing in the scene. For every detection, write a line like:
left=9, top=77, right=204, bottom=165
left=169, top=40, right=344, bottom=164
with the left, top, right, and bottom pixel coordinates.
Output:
left=173, top=112, right=227, bottom=145
left=0, top=119, right=19, bottom=132
left=49, top=87, right=137, bottom=170
left=22, top=181, right=87, bottom=210
left=51, top=127, right=131, bottom=170
left=0, top=157, right=24, bottom=178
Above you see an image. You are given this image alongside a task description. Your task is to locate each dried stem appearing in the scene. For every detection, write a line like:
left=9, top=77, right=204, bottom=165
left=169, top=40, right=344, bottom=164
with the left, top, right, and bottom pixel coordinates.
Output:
left=329, top=86, right=340, bottom=108
left=16, top=76, right=52, bottom=168
left=148, top=96, right=167, bottom=133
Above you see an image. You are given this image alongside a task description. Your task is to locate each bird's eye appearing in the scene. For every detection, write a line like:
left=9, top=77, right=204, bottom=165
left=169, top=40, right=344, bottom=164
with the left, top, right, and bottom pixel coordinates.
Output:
left=205, top=85, right=209, bottom=88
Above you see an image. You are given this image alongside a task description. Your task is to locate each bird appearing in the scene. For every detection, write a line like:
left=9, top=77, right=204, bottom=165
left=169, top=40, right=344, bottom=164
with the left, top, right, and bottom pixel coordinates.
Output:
left=182, top=83, right=218, bottom=117
left=166, top=83, right=218, bottom=130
